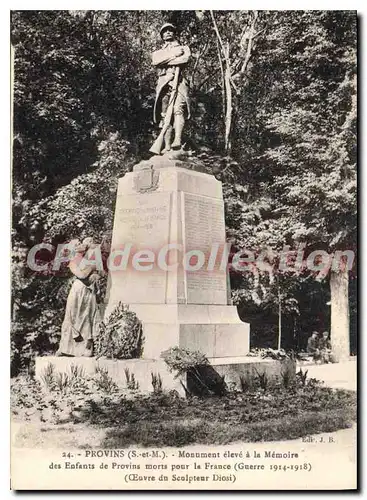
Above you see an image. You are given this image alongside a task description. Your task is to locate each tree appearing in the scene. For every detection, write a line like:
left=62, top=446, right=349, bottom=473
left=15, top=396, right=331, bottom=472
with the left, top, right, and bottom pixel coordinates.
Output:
left=11, top=11, right=141, bottom=372
left=209, top=10, right=266, bottom=153
left=10, top=10, right=357, bottom=370
left=226, top=11, right=357, bottom=359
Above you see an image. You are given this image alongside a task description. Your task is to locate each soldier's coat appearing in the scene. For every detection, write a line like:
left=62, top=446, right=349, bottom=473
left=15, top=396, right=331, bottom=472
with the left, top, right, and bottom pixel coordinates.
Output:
left=152, top=40, right=191, bottom=124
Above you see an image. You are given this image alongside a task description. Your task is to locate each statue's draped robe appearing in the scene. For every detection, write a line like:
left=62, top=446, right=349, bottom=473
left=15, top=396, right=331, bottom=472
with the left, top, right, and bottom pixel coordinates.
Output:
left=58, top=277, right=101, bottom=357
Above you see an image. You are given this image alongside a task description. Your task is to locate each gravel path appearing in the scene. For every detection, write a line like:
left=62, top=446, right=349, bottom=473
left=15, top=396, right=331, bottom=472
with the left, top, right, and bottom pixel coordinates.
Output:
left=297, top=358, right=357, bottom=391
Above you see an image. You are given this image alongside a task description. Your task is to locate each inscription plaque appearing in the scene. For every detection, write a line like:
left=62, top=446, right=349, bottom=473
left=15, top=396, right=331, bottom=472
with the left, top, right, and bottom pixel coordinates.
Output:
left=182, top=193, right=228, bottom=305
left=110, top=192, right=171, bottom=304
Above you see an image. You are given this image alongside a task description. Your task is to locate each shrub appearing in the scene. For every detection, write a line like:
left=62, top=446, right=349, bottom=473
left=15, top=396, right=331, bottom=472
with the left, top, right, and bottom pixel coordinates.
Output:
left=54, top=372, right=71, bottom=394
left=239, top=375, right=250, bottom=393
left=11, top=303, right=63, bottom=376
left=151, top=372, right=163, bottom=394
left=254, top=369, right=269, bottom=393
left=161, top=346, right=209, bottom=377
left=12, top=370, right=356, bottom=445
left=248, top=347, right=298, bottom=361
left=281, top=364, right=295, bottom=389
left=69, top=363, right=86, bottom=381
left=11, top=375, right=45, bottom=419
left=94, top=366, right=119, bottom=393
left=124, top=368, right=139, bottom=391
left=40, top=362, right=56, bottom=389
left=296, top=368, right=308, bottom=387
left=93, top=302, right=143, bottom=360
left=161, top=346, right=226, bottom=397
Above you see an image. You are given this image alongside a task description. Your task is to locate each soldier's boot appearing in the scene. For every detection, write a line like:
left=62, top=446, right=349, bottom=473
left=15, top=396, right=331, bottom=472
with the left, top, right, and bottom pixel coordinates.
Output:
left=172, top=114, right=185, bottom=149
left=162, top=125, right=173, bottom=153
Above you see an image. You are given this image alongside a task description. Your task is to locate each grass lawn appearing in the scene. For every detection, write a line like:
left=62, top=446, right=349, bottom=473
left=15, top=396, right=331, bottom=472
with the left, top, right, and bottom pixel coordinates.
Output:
left=11, top=375, right=356, bottom=449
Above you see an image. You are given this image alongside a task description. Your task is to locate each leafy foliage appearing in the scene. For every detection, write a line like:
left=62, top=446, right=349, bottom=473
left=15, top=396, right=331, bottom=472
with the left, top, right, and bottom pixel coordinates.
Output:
left=161, top=346, right=209, bottom=378
left=124, top=368, right=140, bottom=391
left=94, top=365, right=119, bottom=393
left=161, top=346, right=227, bottom=397
left=254, top=369, right=269, bottom=393
left=39, top=362, right=88, bottom=393
left=12, top=373, right=356, bottom=446
left=248, top=347, right=298, bottom=361
left=151, top=372, right=163, bottom=394
left=11, top=11, right=357, bottom=367
left=296, top=368, right=309, bottom=387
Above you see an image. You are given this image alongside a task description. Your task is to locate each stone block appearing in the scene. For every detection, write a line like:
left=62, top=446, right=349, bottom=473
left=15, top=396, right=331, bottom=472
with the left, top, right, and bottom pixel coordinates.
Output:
left=208, top=356, right=297, bottom=390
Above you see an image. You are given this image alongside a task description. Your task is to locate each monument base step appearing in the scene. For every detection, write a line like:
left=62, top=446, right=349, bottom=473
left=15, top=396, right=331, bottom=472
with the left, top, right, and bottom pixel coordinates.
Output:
left=207, top=356, right=296, bottom=388
left=104, top=303, right=250, bottom=359
left=141, top=322, right=250, bottom=359
left=35, top=356, right=184, bottom=395
left=35, top=356, right=295, bottom=397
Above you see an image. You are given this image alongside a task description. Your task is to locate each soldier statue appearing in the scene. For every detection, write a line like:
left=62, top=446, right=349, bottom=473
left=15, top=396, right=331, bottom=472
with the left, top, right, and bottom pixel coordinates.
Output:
left=150, top=23, right=191, bottom=155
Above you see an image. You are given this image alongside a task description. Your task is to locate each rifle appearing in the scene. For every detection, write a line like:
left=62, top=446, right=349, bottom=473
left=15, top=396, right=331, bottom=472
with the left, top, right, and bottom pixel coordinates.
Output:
left=150, top=66, right=180, bottom=155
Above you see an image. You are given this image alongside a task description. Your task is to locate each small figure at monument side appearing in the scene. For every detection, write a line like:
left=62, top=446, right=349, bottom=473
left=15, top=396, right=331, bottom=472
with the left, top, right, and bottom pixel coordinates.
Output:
left=56, top=238, right=102, bottom=357
left=150, top=23, right=191, bottom=155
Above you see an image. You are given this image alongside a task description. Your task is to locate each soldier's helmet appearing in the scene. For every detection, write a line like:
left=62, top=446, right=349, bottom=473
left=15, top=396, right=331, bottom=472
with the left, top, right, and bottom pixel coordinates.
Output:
left=160, top=23, right=176, bottom=38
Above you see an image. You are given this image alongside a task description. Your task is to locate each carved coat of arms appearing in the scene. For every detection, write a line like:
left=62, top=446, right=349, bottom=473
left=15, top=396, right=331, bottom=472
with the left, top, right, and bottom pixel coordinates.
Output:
left=133, top=166, right=159, bottom=193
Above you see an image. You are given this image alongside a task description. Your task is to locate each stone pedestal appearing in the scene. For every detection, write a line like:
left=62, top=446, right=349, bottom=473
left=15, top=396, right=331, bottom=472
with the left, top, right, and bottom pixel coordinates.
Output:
left=35, top=356, right=295, bottom=397
left=105, top=157, right=250, bottom=359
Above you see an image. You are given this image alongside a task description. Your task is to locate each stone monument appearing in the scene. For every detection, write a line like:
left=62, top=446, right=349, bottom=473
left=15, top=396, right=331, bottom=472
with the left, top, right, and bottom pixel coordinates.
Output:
left=36, top=23, right=295, bottom=392
left=105, top=154, right=250, bottom=360
left=105, top=22, right=250, bottom=360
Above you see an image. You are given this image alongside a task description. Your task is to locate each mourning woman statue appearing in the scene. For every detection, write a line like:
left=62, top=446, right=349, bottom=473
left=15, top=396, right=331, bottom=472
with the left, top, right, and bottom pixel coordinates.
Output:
left=56, top=237, right=102, bottom=357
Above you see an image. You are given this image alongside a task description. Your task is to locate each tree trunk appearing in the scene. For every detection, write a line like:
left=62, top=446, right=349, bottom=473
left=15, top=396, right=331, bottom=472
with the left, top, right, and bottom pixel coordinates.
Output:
left=209, top=12, right=233, bottom=153
left=278, top=286, right=282, bottom=350
left=330, top=268, right=350, bottom=362
left=216, top=39, right=226, bottom=121
left=224, top=46, right=232, bottom=154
